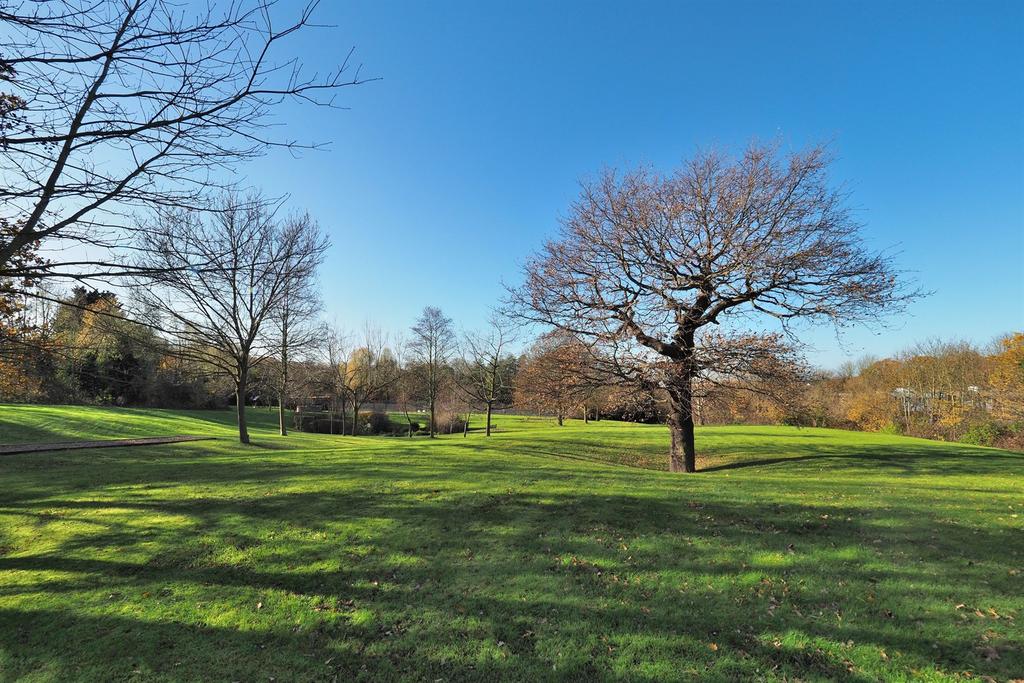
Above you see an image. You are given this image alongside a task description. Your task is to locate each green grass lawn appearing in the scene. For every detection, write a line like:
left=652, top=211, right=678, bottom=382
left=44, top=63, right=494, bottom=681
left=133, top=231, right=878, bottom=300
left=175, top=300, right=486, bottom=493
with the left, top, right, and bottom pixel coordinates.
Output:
left=0, top=405, right=1020, bottom=681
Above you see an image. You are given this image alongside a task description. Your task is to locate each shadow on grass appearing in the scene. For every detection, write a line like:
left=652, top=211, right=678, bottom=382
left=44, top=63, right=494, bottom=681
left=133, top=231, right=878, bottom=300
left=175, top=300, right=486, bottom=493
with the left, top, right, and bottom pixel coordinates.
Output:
left=0, top=405, right=244, bottom=446
left=699, top=447, right=1024, bottom=474
left=487, top=430, right=1024, bottom=477
left=1, top=444, right=1021, bottom=681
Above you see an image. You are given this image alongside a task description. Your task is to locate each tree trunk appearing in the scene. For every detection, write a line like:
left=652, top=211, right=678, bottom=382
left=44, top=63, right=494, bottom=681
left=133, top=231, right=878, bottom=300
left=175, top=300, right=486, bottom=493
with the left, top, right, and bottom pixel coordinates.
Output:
left=667, top=406, right=696, bottom=473
left=278, top=331, right=288, bottom=436
left=429, top=397, right=436, bottom=438
left=405, top=408, right=414, bottom=437
left=583, top=404, right=589, bottom=424
left=485, top=402, right=493, bottom=436
left=666, top=365, right=697, bottom=473
left=278, top=396, right=287, bottom=436
left=236, top=373, right=250, bottom=445
left=352, top=402, right=359, bottom=436
left=557, top=411, right=563, bottom=426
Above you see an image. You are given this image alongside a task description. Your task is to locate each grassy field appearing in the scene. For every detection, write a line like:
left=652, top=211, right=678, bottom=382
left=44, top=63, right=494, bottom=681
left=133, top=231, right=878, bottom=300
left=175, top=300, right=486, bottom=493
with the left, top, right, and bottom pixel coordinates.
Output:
left=0, top=405, right=1021, bottom=682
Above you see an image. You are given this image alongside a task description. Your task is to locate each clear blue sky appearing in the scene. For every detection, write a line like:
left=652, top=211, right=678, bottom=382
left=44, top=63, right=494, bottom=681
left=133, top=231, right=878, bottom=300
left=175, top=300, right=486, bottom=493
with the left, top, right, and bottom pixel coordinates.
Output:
left=246, top=0, right=1024, bottom=368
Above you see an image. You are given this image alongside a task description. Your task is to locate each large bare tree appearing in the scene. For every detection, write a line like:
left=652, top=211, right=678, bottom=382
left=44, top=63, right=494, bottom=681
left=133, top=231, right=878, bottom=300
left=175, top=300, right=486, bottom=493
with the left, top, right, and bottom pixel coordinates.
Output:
left=134, top=193, right=326, bottom=444
left=408, top=306, right=457, bottom=438
left=511, top=143, right=917, bottom=472
left=0, top=0, right=366, bottom=283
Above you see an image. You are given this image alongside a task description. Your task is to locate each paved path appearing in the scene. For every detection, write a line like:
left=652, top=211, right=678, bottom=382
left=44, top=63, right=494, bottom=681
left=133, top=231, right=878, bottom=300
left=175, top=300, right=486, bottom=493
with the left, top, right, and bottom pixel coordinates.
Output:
left=0, top=435, right=214, bottom=456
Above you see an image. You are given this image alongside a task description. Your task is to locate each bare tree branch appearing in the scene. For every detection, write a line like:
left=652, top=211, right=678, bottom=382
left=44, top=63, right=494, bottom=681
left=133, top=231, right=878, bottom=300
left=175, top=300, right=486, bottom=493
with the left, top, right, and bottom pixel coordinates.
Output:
left=0, top=0, right=370, bottom=281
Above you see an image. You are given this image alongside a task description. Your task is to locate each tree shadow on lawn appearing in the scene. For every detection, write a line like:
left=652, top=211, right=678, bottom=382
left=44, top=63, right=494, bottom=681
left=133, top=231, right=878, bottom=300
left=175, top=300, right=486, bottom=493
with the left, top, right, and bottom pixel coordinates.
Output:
left=0, top=406, right=238, bottom=444
left=496, top=435, right=1024, bottom=478
left=698, top=446, right=1024, bottom=475
left=0, top=603, right=884, bottom=683
left=1, top=460, right=1020, bottom=681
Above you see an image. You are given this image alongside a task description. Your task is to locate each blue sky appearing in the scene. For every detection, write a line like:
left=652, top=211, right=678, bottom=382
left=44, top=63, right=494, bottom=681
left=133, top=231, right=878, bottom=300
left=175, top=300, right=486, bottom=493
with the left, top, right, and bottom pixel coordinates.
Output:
left=246, top=0, right=1024, bottom=368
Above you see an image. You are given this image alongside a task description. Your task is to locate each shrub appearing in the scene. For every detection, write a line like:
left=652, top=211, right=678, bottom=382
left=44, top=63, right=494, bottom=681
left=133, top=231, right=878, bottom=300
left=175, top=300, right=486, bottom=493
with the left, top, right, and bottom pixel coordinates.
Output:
left=995, top=422, right=1024, bottom=452
left=396, top=419, right=420, bottom=435
left=878, top=421, right=903, bottom=436
left=296, top=413, right=345, bottom=434
left=367, top=411, right=392, bottom=434
left=435, top=414, right=466, bottom=434
left=601, top=390, right=665, bottom=424
left=959, top=422, right=1005, bottom=447
left=353, top=411, right=395, bottom=435
left=846, top=391, right=898, bottom=432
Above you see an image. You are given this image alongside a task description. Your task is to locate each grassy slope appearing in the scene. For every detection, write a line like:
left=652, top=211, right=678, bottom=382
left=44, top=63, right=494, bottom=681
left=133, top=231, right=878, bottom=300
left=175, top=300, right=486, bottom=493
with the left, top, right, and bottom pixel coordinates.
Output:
left=0, top=404, right=240, bottom=443
left=0, top=406, right=1020, bottom=682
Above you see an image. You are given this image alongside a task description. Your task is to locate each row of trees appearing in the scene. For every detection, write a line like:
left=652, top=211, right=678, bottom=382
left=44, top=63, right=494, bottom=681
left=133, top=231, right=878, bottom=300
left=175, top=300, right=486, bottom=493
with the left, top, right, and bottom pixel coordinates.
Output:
left=0, top=276, right=662, bottom=443
left=797, top=335, right=1024, bottom=448
left=0, top=190, right=330, bottom=446
left=4, top=274, right=1020, bottom=451
left=0, top=281, right=525, bottom=443
left=511, top=331, right=1024, bottom=451
left=586, top=333, right=1021, bottom=451
left=0, top=287, right=196, bottom=406
left=300, top=312, right=518, bottom=439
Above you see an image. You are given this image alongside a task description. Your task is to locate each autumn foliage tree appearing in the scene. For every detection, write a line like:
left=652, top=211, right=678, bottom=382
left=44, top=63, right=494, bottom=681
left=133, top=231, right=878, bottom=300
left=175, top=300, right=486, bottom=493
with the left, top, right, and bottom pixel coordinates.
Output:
left=342, top=326, right=400, bottom=435
left=512, top=143, right=916, bottom=471
left=515, top=331, right=596, bottom=426
left=988, top=333, right=1024, bottom=422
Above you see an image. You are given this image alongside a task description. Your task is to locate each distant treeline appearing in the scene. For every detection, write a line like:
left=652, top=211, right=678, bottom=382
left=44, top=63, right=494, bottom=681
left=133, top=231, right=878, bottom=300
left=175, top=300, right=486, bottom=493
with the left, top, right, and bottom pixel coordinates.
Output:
left=692, top=335, right=1024, bottom=451
left=1, top=287, right=1020, bottom=449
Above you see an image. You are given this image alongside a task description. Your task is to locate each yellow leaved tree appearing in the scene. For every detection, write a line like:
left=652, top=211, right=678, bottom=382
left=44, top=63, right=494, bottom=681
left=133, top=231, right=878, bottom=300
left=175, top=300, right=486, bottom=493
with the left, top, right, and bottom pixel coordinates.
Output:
left=989, top=332, right=1024, bottom=421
